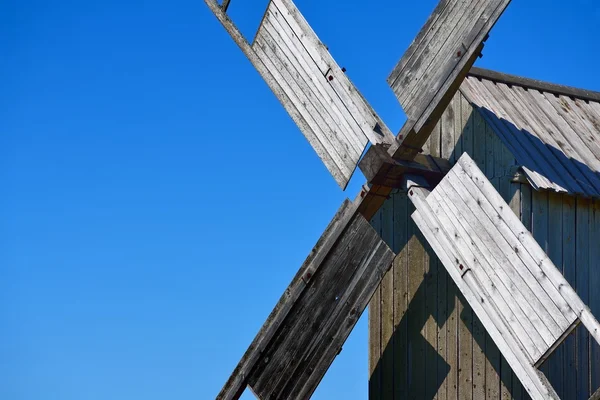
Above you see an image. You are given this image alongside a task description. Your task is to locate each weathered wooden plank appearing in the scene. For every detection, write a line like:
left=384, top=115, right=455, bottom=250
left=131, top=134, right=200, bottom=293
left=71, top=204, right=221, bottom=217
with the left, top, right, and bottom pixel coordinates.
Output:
left=458, top=292, right=473, bottom=400
left=456, top=157, right=579, bottom=323
left=510, top=182, right=524, bottom=400
left=249, top=212, right=394, bottom=398
left=283, top=240, right=394, bottom=399
left=254, top=29, right=355, bottom=181
left=360, top=145, right=452, bottom=188
left=442, top=93, right=457, bottom=161
left=577, top=198, right=591, bottom=400
left=203, top=0, right=351, bottom=188
left=410, top=199, right=559, bottom=399
left=592, top=200, right=600, bottom=396
left=216, top=199, right=357, bottom=400
left=458, top=156, right=600, bottom=347
left=408, top=200, right=427, bottom=398
left=490, top=82, right=587, bottom=195
left=369, top=210, right=382, bottom=400
left=390, top=43, right=483, bottom=162
left=380, top=199, right=395, bottom=400
left=443, top=170, right=569, bottom=345
left=389, top=0, right=511, bottom=132
left=460, top=79, right=562, bottom=192
left=263, top=6, right=365, bottom=155
left=546, top=192, right=565, bottom=399
left=424, top=228, right=439, bottom=400
left=562, top=195, right=577, bottom=400
left=430, top=182, right=550, bottom=361
left=392, top=192, right=409, bottom=400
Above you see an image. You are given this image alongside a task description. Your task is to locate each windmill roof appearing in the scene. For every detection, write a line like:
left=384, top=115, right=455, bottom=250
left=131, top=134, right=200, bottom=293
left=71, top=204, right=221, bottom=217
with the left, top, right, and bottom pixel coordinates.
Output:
left=459, top=67, right=600, bottom=198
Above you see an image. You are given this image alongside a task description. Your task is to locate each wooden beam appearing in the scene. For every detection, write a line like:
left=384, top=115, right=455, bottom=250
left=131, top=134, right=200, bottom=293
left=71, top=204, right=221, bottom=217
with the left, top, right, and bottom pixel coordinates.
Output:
left=388, top=43, right=484, bottom=162
left=359, top=144, right=451, bottom=188
left=468, top=67, right=600, bottom=103
left=221, top=0, right=231, bottom=12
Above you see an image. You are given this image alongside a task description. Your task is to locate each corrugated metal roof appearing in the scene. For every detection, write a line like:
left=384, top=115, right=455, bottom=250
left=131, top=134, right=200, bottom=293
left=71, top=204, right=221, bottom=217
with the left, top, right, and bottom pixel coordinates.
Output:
left=460, top=68, right=600, bottom=198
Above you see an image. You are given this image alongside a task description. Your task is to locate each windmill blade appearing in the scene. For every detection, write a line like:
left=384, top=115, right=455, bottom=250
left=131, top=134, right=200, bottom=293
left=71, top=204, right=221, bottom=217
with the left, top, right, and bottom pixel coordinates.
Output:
left=408, top=153, right=600, bottom=400
left=388, top=0, right=511, bottom=134
left=204, top=0, right=395, bottom=189
left=217, top=194, right=395, bottom=400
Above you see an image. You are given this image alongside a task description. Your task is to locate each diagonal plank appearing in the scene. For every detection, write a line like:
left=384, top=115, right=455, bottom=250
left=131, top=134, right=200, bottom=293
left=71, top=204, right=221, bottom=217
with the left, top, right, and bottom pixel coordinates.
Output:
left=408, top=153, right=600, bottom=400
left=388, top=0, right=511, bottom=133
left=217, top=193, right=395, bottom=400
left=205, top=0, right=394, bottom=189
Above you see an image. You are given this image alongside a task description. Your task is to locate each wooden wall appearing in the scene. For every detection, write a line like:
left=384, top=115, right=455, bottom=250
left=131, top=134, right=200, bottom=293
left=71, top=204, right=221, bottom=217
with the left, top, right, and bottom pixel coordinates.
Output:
left=368, top=92, right=600, bottom=399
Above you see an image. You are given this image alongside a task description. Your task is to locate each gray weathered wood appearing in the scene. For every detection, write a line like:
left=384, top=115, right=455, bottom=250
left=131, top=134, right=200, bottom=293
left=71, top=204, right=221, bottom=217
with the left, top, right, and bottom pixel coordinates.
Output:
left=388, top=0, right=511, bottom=132
left=217, top=189, right=394, bottom=400
left=248, top=211, right=394, bottom=399
left=206, top=0, right=396, bottom=188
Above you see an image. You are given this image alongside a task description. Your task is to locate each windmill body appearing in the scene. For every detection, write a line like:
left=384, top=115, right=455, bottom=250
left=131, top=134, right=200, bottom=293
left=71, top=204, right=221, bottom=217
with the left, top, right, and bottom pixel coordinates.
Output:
left=204, top=1, right=600, bottom=398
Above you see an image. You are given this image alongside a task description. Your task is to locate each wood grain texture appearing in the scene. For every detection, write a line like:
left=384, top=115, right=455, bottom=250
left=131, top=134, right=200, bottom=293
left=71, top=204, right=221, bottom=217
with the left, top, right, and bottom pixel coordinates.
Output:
left=388, top=0, right=511, bottom=132
left=247, top=210, right=395, bottom=399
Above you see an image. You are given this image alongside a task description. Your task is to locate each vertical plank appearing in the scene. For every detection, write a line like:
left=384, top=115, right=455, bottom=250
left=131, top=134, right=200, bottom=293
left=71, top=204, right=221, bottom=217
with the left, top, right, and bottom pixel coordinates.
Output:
left=393, top=192, right=409, bottom=400
left=442, top=93, right=457, bottom=162
left=424, top=231, right=439, bottom=400
left=381, top=199, right=395, bottom=400
left=369, top=210, right=383, bottom=400
left=576, top=198, right=591, bottom=400
left=472, top=108, right=487, bottom=171
left=452, top=94, right=464, bottom=164
left=532, top=190, right=549, bottom=387
left=461, top=93, right=475, bottom=157
left=510, top=182, right=525, bottom=400
left=446, top=277, right=459, bottom=400
left=562, top=195, right=577, bottom=399
left=546, top=192, right=565, bottom=398
left=458, top=93, right=473, bottom=398
left=470, top=103, right=487, bottom=399
left=437, top=257, right=450, bottom=400
left=498, top=136, right=513, bottom=400
left=458, top=292, right=473, bottom=400
left=591, top=199, right=600, bottom=395
left=407, top=199, right=426, bottom=399
left=472, top=310, right=487, bottom=399
left=430, top=120, right=442, bottom=158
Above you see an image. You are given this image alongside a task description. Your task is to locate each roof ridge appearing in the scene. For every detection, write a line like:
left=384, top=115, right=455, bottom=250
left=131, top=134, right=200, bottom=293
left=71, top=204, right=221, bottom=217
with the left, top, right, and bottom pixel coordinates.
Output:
left=467, top=67, right=600, bottom=103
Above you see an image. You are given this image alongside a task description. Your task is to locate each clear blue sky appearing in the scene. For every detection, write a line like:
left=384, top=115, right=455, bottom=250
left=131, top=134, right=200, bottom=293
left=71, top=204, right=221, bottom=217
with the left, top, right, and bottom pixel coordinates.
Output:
left=2, top=1, right=599, bottom=399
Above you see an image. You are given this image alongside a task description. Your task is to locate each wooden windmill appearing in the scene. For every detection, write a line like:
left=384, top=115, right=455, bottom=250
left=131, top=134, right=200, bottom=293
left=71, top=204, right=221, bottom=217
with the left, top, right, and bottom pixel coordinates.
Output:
left=204, top=1, right=600, bottom=399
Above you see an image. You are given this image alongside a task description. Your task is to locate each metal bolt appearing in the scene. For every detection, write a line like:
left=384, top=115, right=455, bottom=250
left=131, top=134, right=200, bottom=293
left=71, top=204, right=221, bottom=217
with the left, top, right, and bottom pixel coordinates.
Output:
left=328, top=75, right=334, bottom=81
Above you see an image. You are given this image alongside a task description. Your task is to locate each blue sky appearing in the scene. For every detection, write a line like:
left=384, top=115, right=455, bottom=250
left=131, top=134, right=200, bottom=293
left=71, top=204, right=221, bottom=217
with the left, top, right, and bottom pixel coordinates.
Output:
left=2, top=1, right=599, bottom=399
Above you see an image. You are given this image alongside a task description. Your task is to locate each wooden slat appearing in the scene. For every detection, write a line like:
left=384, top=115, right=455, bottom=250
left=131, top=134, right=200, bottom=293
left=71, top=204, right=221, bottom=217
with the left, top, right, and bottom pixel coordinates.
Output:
left=592, top=200, right=600, bottom=396
left=369, top=210, right=382, bottom=400
left=388, top=0, right=511, bottom=132
left=262, top=6, right=365, bottom=155
left=253, top=24, right=356, bottom=184
left=392, top=192, right=409, bottom=400
left=380, top=200, right=394, bottom=400
left=407, top=154, right=600, bottom=398
left=457, top=156, right=600, bottom=347
left=546, top=192, right=565, bottom=398
left=216, top=198, right=357, bottom=400
left=204, top=0, right=351, bottom=187
left=428, top=183, right=550, bottom=361
left=410, top=202, right=558, bottom=399
left=442, top=170, right=571, bottom=340
left=248, top=210, right=394, bottom=399
left=270, top=0, right=395, bottom=146
left=562, top=195, right=577, bottom=399
left=577, top=198, right=591, bottom=399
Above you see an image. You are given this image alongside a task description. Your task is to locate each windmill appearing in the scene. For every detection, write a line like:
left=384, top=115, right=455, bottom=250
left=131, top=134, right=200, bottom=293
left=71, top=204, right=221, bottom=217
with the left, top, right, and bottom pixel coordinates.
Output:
left=204, top=1, right=600, bottom=399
